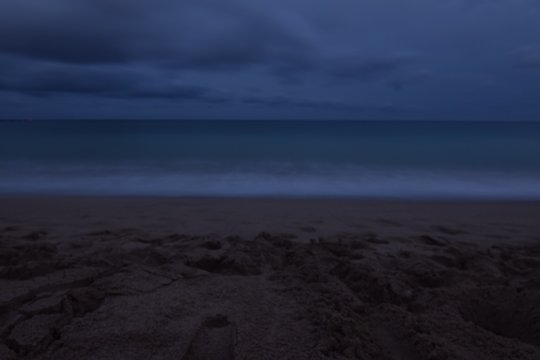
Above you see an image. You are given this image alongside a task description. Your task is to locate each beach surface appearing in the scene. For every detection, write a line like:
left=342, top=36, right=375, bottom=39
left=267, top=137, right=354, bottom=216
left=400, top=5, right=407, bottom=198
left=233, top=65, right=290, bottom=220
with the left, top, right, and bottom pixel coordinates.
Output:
left=1, top=197, right=540, bottom=359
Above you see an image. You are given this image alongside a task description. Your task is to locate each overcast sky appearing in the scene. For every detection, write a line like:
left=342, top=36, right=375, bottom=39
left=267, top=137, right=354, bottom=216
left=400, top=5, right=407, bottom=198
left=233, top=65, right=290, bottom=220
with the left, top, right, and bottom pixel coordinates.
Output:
left=0, top=0, right=539, bottom=120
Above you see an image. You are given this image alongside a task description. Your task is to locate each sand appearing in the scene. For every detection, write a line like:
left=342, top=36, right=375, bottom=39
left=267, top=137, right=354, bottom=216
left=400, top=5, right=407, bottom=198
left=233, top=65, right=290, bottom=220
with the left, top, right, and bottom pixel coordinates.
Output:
left=1, top=196, right=540, bottom=359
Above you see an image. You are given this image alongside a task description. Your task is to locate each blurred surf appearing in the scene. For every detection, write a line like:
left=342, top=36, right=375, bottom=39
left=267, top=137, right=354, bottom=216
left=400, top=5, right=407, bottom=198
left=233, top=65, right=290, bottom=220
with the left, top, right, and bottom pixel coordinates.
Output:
left=1, top=120, right=539, bottom=198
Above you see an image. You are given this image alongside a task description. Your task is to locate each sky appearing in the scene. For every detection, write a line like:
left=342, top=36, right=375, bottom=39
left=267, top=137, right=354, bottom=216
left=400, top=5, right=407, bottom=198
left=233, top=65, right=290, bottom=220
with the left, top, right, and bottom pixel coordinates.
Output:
left=0, top=0, right=539, bottom=120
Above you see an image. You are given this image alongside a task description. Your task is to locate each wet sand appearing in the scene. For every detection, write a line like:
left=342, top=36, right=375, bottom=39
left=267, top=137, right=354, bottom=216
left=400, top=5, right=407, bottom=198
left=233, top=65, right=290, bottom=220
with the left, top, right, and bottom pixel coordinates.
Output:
left=1, top=197, right=540, bottom=359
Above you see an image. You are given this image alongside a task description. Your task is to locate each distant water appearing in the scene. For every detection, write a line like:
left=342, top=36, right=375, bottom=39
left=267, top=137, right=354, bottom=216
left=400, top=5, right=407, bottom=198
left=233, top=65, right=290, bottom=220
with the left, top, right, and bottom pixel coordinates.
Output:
left=1, top=120, right=539, bottom=198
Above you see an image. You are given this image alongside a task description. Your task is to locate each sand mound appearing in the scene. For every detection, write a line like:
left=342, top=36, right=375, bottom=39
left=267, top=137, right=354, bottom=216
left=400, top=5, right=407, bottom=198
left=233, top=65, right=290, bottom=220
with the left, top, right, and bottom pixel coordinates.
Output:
left=1, top=226, right=540, bottom=359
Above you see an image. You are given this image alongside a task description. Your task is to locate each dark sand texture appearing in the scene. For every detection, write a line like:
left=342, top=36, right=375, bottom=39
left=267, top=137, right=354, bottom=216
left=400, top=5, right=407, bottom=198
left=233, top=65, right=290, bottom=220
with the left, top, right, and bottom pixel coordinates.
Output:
left=183, top=315, right=236, bottom=360
left=1, top=197, right=540, bottom=359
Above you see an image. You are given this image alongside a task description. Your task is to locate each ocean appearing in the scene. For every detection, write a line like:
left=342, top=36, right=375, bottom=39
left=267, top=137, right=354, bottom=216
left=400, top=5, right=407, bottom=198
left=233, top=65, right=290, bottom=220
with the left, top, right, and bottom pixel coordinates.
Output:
left=1, top=120, right=539, bottom=198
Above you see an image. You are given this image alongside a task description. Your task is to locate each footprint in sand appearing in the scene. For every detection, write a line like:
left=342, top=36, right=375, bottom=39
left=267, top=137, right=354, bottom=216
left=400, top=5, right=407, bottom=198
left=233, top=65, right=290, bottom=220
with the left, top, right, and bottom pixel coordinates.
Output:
left=183, top=315, right=236, bottom=360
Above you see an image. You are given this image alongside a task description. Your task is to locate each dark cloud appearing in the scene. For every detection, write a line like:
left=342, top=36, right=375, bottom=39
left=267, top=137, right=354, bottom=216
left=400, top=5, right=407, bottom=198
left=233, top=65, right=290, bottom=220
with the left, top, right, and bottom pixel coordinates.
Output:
left=0, top=0, right=319, bottom=72
left=0, top=62, right=133, bottom=96
left=128, top=86, right=229, bottom=103
left=0, top=0, right=438, bottom=106
left=0, top=0, right=417, bottom=85
left=241, top=95, right=404, bottom=114
left=0, top=1, right=135, bottom=64
left=325, top=53, right=418, bottom=81
left=0, top=56, right=227, bottom=103
left=242, top=95, right=357, bottom=110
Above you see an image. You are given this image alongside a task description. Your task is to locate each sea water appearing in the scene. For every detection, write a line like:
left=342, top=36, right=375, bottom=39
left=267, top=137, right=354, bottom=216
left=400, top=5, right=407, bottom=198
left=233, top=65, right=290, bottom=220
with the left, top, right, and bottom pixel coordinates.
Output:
left=1, top=120, right=539, bottom=198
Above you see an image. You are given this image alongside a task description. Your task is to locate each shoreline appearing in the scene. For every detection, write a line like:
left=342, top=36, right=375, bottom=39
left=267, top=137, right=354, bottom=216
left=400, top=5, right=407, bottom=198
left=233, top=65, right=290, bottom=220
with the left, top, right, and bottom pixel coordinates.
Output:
left=4, top=193, right=540, bottom=200
left=1, top=195, right=539, bottom=243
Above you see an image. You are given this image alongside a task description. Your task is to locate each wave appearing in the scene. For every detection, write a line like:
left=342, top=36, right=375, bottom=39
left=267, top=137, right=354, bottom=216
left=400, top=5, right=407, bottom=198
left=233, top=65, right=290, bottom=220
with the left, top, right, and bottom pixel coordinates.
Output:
left=1, top=163, right=540, bottom=198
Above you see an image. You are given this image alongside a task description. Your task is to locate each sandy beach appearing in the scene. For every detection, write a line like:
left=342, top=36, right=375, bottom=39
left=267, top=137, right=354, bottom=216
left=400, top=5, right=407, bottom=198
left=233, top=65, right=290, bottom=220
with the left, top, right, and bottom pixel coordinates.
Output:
left=1, top=197, right=540, bottom=359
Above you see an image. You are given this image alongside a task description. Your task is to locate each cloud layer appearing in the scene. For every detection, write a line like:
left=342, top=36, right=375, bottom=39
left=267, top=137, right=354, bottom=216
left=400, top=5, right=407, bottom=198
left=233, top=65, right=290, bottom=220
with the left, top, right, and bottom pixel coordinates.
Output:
left=0, top=0, right=539, bottom=119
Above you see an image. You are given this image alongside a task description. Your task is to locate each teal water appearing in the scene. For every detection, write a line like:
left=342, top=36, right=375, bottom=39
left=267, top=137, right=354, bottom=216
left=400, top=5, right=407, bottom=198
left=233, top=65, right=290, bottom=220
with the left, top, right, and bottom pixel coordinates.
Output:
left=1, top=120, right=539, bottom=198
